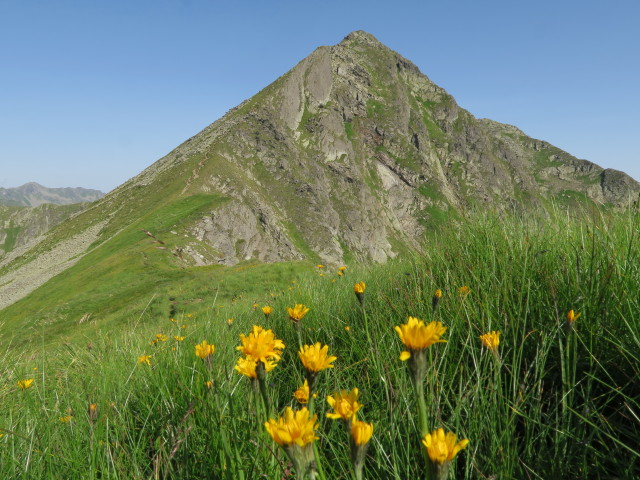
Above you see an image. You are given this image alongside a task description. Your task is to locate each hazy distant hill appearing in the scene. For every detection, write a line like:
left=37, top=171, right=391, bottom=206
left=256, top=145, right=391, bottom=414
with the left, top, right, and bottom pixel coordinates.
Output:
left=0, top=182, right=104, bottom=207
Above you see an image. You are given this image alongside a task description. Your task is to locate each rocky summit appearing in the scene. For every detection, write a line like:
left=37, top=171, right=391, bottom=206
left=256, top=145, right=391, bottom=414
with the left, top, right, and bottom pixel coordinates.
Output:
left=1, top=31, right=639, bottom=307
left=109, top=30, right=636, bottom=266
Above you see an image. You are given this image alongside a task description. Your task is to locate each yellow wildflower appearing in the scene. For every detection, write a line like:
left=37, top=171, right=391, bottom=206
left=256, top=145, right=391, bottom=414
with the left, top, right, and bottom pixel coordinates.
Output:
left=195, top=340, right=215, bottom=360
left=422, top=428, right=469, bottom=465
left=395, top=317, right=447, bottom=361
left=235, top=356, right=277, bottom=378
left=458, top=285, right=471, bottom=298
left=17, top=379, right=34, bottom=390
left=236, top=325, right=285, bottom=363
left=155, top=333, right=168, bottom=342
left=479, top=331, right=501, bottom=351
left=354, top=282, right=366, bottom=305
left=351, top=420, right=374, bottom=446
left=293, top=380, right=317, bottom=404
left=567, top=309, right=581, bottom=324
left=298, top=343, right=337, bottom=373
left=262, top=305, right=273, bottom=317
left=137, top=354, right=152, bottom=366
left=205, top=380, right=213, bottom=389
left=326, top=388, right=362, bottom=420
left=59, top=416, right=73, bottom=423
left=432, top=289, right=443, bottom=310
left=227, top=318, right=233, bottom=326
left=173, top=335, right=185, bottom=341
left=265, top=407, right=318, bottom=447
left=287, top=304, right=310, bottom=323
left=339, top=266, right=347, bottom=272
left=316, top=264, right=324, bottom=269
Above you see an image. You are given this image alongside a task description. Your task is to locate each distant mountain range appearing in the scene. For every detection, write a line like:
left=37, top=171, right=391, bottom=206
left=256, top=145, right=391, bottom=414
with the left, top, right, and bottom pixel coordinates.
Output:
left=0, top=182, right=104, bottom=207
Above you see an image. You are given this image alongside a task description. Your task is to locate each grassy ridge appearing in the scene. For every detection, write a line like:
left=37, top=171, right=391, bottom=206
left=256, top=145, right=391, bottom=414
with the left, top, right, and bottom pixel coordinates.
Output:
left=1, top=210, right=639, bottom=479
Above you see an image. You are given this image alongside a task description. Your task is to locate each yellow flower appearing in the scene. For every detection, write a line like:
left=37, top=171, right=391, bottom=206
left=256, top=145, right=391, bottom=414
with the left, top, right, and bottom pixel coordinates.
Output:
left=195, top=340, right=215, bottom=360
left=262, top=305, right=273, bottom=316
left=432, top=289, right=443, bottom=310
left=137, top=354, right=152, bottom=366
left=422, top=428, right=469, bottom=465
left=354, top=282, right=366, bottom=294
left=337, top=271, right=343, bottom=277
left=326, top=388, right=362, bottom=420
left=458, top=285, right=471, bottom=298
left=479, top=331, right=501, bottom=351
left=173, top=335, right=185, bottom=341
left=351, top=420, right=374, bottom=446
left=227, top=318, right=233, bottom=326
left=236, top=325, right=285, bottom=363
left=293, top=380, right=317, bottom=404
left=265, top=407, right=318, bottom=447
left=205, top=380, right=213, bottom=389
left=395, top=317, right=447, bottom=360
left=339, top=266, right=347, bottom=272
left=316, top=264, right=324, bottom=269
left=345, top=326, right=351, bottom=332
left=17, top=379, right=34, bottom=390
left=567, top=309, right=581, bottom=324
left=170, top=317, right=177, bottom=323
left=253, top=303, right=259, bottom=309
left=298, top=343, right=337, bottom=373
left=155, top=333, right=168, bottom=342
left=234, top=356, right=277, bottom=378
left=59, top=416, right=73, bottom=423
left=287, top=304, right=310, bottom=323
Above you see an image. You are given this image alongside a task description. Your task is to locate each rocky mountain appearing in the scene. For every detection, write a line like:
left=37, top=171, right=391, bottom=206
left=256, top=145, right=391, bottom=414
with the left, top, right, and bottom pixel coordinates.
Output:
left=0, top=182, right=104, bottom=207
left=1, top=30, right=639, bottom=313
left=0, top=203, right=86, bottom=259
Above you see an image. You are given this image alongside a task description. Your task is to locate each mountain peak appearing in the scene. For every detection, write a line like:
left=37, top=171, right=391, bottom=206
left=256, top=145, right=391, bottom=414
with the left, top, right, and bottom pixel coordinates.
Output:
left=339, top=30, right=382, bottom=46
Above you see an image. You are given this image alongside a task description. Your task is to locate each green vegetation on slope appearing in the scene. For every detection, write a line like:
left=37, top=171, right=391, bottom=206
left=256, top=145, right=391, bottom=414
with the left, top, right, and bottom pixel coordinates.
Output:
left=1, top=210, right=639, bottom=479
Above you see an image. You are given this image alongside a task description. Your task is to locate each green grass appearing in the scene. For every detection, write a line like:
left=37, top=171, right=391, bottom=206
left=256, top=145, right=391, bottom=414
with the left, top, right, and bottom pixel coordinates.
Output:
left=1, top=210, right=639, bottom=479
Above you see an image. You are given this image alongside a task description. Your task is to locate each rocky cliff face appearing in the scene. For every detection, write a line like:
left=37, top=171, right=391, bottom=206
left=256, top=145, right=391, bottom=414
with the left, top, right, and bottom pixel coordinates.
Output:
left=0, top=203, right=86, bottom=258
left=3, top=31, right=639, bottom=278
left=0, top=183, right=104, bottom=207
left=109, top=30, right=636, bottom=266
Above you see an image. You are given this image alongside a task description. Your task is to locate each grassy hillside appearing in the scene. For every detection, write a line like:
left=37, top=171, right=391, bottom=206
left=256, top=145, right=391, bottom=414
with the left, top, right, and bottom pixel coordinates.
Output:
left=1, top=209, right=639, bottom=479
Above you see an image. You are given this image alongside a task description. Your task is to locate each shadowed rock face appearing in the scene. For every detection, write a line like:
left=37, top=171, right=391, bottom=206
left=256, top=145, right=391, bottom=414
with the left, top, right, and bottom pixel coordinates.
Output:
left=6, top=31, right=639, bottom=273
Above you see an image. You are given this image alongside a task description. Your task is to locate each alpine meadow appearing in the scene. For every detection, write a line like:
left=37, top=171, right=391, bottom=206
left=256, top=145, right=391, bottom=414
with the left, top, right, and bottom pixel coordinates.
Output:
left=1, top=31, right=639, bottom=480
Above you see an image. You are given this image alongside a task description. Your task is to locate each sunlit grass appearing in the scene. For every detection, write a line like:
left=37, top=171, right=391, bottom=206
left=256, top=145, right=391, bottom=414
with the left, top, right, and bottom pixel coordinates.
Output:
left=1, top=209, right=639, bottom=479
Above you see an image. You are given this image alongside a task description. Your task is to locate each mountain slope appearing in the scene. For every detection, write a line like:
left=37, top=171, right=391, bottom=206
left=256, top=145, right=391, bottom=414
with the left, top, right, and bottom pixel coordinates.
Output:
left=0, top=182, right=104, bottom=207
left=0, top=31, right=639, bottom=344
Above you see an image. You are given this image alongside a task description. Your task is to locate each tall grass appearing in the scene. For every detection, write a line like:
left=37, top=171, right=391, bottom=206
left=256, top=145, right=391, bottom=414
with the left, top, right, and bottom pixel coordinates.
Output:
left=1, top=209, right=639, bottom=479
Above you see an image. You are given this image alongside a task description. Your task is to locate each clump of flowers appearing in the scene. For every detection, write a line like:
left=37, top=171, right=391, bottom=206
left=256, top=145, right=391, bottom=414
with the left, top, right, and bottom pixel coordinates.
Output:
left=288, top=304, right=310, bottom=323
left=236, top=326, right=285, bottom=413
left=265, top=407, right=318, bottom=478
left=422, top=428, right=469, bottom=480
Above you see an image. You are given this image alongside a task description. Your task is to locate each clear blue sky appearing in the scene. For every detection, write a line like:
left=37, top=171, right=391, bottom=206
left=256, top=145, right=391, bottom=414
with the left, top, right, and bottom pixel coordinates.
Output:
left=1, top=0, right=638, bottom=192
